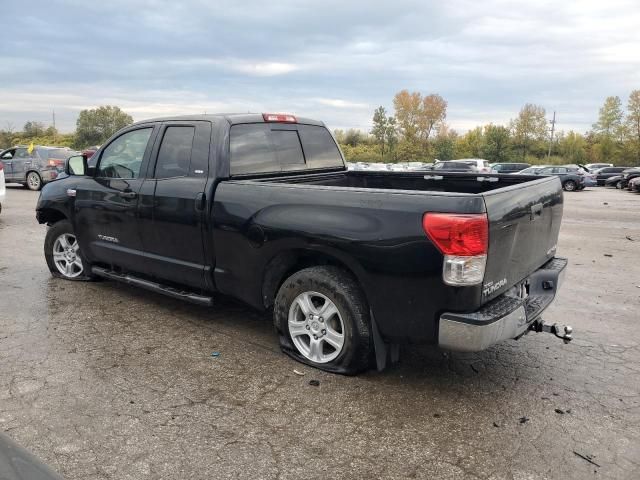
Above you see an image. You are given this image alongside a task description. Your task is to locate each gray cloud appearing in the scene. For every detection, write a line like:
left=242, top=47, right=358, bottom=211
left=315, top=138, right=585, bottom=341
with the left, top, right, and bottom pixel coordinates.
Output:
left=1, top=0, right=638, bottom=133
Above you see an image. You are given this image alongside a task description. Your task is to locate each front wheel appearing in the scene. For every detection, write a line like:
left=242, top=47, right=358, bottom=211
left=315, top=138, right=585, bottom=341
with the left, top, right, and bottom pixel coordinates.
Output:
left=616, top=181, right=623, bottom=189
left=563, top=180, right=577, bottom=191
left=274, top=266, right=373, bottom=375
left=44, top=220, right=95, bottom=281
left=26, top=171, right=42, bottom=191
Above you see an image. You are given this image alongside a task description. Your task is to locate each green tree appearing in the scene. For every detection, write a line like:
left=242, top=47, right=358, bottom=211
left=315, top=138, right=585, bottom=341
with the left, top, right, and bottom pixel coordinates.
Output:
left=23, top=121, right=45, bottom=137
left=510, top=104, right=548, bottom=160
left=433, top=126, right=457, bottom=160
left=385, top=116, right=398, bottom=160
left=75, top=105, right=133, bottom=148
left=371, top=106, right=389, bottom=159
left=626, top=90, right=640, bottom=163
left=558, top=131, right=587, bottom=164
left=457, top=126, right=484, bottom=158
left=482, top=124, right=511, bottom=162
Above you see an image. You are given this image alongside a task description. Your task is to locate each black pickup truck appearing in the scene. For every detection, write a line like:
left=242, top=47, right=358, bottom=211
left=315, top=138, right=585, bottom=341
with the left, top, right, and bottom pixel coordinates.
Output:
left=36, top=113, right=570, bottom=374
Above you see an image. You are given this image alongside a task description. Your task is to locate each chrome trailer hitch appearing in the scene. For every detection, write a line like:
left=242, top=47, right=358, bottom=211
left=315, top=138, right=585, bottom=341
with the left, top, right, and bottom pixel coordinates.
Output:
left=529, top=320, right=573, bottom=344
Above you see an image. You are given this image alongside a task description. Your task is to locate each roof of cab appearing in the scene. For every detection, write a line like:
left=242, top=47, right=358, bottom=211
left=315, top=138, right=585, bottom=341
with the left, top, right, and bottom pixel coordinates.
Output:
left=132, top=113, right=325, bottom=127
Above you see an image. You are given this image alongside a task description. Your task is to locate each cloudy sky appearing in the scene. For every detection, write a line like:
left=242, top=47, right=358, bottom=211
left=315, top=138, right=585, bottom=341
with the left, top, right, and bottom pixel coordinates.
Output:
left=1, top=0, right=639, bottom=134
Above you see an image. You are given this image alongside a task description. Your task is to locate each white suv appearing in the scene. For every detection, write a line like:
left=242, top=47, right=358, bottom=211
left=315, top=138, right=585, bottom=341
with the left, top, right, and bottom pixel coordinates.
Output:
left=448, top=158, right=491, bottom=173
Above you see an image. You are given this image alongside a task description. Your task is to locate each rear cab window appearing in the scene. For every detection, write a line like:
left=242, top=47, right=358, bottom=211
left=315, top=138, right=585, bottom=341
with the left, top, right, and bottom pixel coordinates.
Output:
left=230, top=123, right=343, bottom=175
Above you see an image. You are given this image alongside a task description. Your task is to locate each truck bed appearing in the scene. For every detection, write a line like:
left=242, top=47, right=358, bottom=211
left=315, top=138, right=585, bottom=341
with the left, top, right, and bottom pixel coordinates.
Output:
left=249, top=169, right=542, bottom=194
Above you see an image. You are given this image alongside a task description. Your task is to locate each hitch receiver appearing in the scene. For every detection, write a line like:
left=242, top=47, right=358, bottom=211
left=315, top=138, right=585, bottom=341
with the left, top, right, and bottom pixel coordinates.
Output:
left=530, top=320, right=573, bottom=344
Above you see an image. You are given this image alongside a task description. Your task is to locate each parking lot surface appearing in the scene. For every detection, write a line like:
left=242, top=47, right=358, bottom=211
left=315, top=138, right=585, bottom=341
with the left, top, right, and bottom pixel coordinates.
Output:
left=1, top=185, right=639, bottom=479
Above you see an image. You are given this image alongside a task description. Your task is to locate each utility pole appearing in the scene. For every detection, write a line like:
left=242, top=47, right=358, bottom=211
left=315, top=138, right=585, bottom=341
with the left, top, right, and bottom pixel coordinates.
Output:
left=52, top=109, right=57, bottom=144
left=547, top=111, right=556, bottom=159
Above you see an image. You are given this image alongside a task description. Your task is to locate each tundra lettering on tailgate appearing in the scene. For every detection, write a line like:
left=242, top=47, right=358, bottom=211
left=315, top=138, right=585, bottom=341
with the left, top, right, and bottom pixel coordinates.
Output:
left=483, top=277, right=507, bottom=297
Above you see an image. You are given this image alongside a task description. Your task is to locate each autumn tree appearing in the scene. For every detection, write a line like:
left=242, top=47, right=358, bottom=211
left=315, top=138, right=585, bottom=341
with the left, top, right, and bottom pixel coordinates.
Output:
left=592, top=96, right=625, bottom=161
left=393, top=90, right=447, bottom=157
left=75, top=105, right=133, bottom=148
left=510, top=104, right=548, bottom=159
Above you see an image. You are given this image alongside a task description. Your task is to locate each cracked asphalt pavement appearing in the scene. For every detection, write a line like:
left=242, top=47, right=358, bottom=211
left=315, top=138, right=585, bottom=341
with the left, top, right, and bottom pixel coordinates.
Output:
left=1, top=185, right=639, bottom=479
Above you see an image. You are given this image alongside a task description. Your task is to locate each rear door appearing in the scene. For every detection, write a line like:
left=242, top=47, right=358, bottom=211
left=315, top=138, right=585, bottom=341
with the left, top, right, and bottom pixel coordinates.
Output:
left=74, top=125, right=158, bottom=273
left=481, top=176, right=564, bottom=302
left=137, top=121, right=212, bottom=289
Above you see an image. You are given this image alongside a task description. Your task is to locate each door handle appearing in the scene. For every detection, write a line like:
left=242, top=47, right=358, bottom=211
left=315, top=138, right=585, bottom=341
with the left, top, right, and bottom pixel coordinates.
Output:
left=195, top=192, right=206, bottom=211
left=119, top=191, right=138, bottom=199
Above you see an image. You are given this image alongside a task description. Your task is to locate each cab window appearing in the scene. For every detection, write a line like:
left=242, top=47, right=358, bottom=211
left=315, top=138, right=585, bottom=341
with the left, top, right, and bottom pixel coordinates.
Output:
left=97, top=128, right=153, bottom=179
left=154, top=126, right=195, bottom=179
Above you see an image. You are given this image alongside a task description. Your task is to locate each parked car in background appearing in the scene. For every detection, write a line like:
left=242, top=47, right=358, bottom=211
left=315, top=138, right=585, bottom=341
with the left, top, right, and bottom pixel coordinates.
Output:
left=431, top=161, right=476, bottom=172
left=593, top=166, right=628, bottom=186
left=0, top=145, right=78, bottom=190
left=519, top=165, right=586, bottom=191
left=448, top=158, right=491, bottom=172
left=517, top=166, right=549, bottom=175
left=490, top=162, right=530, bottom=173
left=0, top=160, right=5, bottom=215
left=629, top=176, right=640, bottom=193
left=619, top=168, right=640, bottom=189
left=585, top=163, right=613, bottom=171
left=82, top=145, right=101, bottom=159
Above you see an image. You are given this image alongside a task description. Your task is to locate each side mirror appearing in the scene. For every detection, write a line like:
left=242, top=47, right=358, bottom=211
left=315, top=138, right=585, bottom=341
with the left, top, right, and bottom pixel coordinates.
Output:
left=65, top=155, right=88, bottom=176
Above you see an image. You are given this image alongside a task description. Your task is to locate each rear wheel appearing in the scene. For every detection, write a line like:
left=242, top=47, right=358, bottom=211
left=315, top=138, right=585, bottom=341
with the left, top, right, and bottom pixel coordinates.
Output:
left=26, top=171, right=42, bottom=191
left=274, top=266, right=372, bottom=375
left=563, top=180, right=577, bottom=191
left=44, top=220, right=95, bottom=281
left=616, top=181, right=623, bottom=189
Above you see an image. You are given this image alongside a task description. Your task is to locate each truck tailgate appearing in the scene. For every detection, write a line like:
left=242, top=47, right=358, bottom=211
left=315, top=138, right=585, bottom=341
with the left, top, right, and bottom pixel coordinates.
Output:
left=481, top=176, right=563, bottom=302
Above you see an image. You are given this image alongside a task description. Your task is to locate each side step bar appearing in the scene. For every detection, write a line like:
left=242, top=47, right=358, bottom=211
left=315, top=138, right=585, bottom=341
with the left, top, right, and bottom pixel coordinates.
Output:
left=91, top=266, right=214, bottom=307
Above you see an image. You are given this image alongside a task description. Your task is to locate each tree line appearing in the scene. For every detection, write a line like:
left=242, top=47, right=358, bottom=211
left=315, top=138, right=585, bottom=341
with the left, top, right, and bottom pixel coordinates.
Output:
left=0, top=106, right=134, bottom=151
left=336, top=89, right=640, bottom=166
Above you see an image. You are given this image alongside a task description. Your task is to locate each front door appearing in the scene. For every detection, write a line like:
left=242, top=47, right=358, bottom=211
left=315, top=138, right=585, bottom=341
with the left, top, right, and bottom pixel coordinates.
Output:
left=0, top=149, right=15, bottom=179
left=137, top=121, right=211, bottom=289
left=74, top=125, right=158, bottom=273
left=10, top=147, right=31, bottom=182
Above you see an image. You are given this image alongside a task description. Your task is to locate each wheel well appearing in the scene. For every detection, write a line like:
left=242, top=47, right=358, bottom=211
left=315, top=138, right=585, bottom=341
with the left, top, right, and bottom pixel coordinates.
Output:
left=262, top=250, right=363, bottom=309
left=38, top=208, right=67, bottom=225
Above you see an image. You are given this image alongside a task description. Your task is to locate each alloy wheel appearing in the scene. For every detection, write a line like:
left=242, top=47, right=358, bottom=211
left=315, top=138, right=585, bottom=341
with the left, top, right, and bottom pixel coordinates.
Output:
left=288, top=291, right=345, bottom=363
left=52, top=233, right=84, bottom=278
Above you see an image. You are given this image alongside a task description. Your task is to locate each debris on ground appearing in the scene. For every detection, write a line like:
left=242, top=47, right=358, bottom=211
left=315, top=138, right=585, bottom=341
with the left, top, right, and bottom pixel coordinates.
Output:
left=210, top=351, right=221, bottom=357
left=626, top=235, right=635, bottom=241
left=573, top=451, right=601, bottom=468
left=293, top=369, right=305, bottom=376
left=519, top=416, right=529, bottom=424
left=308, top=379, right=320, bottom=387
left=603, top=202, right=608, bottom=205
left=604, top=254, right=613, bottom=257
left=555, top=408, right=565, bottom=414
left=433, top=413, right=441, bottom=418
left=493, top=421, right=500, bottom=428
left=470, top=364, right=479, bottom=373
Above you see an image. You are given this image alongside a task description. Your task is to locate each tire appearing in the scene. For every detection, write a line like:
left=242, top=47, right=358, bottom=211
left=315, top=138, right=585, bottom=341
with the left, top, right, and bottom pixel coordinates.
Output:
left=563, top=180, right=577, bottom=192
left=26, top=171, right=42, bottom=191
left=274, top=266, right=372, bottom=375
left=44, top=220, right=95, bottom=281
left=616, top=181, right=623, bottom=189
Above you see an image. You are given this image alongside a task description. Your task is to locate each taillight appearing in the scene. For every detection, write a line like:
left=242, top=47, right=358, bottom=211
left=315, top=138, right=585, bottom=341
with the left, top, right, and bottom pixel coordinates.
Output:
left=262, top=113, right=297, bottom=123
left=48, top=159, right=64, bottom=167
left=423, top=213, right=488, bottom=286
left=0, top=161, right=3, bottom=171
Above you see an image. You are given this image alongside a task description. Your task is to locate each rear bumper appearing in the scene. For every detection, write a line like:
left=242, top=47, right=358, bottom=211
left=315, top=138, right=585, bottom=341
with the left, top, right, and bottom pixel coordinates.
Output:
left=438, top=257, right=567, bottom=352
